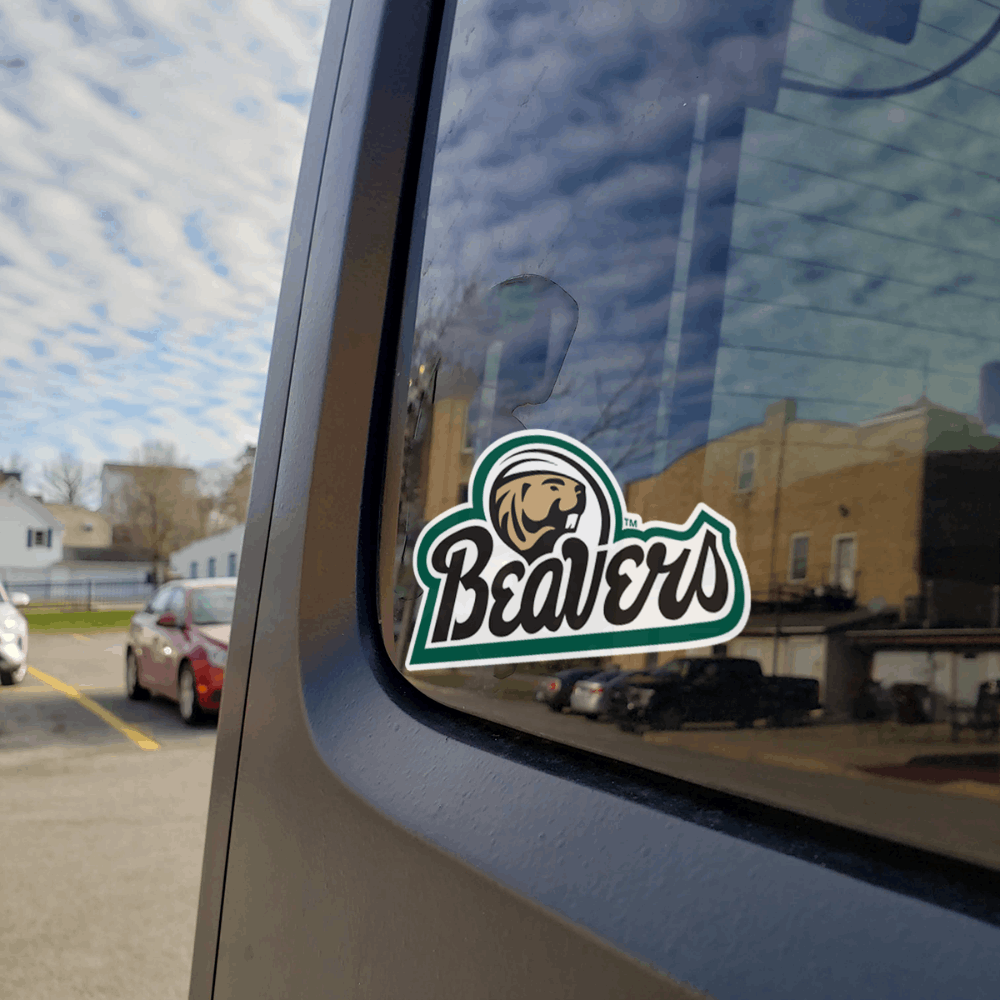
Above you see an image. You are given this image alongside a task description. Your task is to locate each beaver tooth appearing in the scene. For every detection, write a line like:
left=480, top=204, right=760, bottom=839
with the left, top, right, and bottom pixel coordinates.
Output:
left=566, top=514, right=579, bottom=530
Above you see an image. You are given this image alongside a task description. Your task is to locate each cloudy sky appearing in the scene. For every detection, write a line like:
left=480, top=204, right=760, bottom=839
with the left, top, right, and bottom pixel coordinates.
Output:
left=8, top=0, right=1000, bottom=496
left=415, top=0, right=1000, bottom=484
left=0, top=0, right=327, bottom=483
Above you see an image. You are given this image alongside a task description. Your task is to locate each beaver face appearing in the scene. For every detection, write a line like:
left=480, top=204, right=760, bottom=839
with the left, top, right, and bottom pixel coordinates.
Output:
left=489, top=473, right=585, bottom=562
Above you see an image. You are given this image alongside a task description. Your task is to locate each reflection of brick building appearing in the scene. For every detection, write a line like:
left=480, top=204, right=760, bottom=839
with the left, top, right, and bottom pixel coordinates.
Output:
left=623, top=397, right=1000, bottom=714
left=408, top=389, right=1000, bottom=714
left=627, top=396, right=1000, bottom=618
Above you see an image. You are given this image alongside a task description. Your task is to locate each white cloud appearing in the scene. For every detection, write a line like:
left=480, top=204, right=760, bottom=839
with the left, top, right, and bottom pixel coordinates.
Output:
left=0, top=0, right=327, bottom=469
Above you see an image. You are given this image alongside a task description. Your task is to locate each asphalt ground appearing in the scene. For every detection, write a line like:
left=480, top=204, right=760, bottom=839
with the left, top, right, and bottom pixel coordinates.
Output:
left=0, top=631, right=217, bottom=1000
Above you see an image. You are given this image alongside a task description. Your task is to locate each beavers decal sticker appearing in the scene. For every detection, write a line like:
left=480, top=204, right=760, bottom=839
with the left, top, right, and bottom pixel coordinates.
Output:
left=405, top=430, right=750, bottom=671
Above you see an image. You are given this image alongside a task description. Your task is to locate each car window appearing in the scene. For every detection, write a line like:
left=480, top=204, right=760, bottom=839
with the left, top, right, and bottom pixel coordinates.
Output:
left=146, top=586, right=173, bottom=615
left=385, top=0, right=1000, bottom=875
left=168, top=588, right=188, bottom=622
left=190, top=587, right=236, bottom=626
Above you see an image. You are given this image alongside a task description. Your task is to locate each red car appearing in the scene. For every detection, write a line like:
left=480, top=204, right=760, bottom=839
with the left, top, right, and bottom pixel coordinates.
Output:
left=125, top=578, right=235, bottom=724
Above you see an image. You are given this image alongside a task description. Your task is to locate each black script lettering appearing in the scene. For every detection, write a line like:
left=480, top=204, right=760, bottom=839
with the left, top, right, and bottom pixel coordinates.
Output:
left=657, top=548, right=694, bottom=619
left=489, top=561, right=524, bottom=637
left=658, top=531, right=728, bottom=619
left=520, top=557, right=564, bottom=634
left=430, top=526, right=493, bottom=642
left=694, top=531, right=728, bottom=613
left=603, top=544, right=644, bottom=625
left=561, top=538, right=606, bottom=630
left=605, top=542, right=669, bottom=626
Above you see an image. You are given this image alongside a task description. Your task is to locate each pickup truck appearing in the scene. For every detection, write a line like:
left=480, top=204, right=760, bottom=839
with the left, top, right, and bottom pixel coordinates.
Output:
left=608, top=657, right=820, bottom=731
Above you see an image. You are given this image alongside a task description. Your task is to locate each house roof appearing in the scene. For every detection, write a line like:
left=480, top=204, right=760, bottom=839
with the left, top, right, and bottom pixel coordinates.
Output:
left=101, top=462, right=196, bottom=475
left=169, top=523, right=245, bottom=560
left=0, top=478, right=65, bottom=529
left=742, top=608, right=893, bottom=635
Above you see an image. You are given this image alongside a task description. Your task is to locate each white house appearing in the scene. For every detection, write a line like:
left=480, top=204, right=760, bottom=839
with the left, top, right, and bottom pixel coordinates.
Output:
left=170, top=524, right=245, bottom=581
left=0, top=475, right=65, bottom=581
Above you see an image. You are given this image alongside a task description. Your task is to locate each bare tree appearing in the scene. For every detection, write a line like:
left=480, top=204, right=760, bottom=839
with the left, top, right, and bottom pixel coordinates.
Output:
left=42, top=452, right=97, bottom=506
left=113, top=440, right=202, bottom=582
left=130, top=440, right=180, bottom=466
left=194, top=445, right=256, bottom=533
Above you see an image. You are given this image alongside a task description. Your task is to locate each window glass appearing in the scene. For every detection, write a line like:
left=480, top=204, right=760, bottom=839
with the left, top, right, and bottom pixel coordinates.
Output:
left=167, top=588, right=187, bottom=622
left=228, top=552, right=238, bottom=577
left=190, top=561, right=198, bottom=579
left=146, top=586, right=173, bottom=615
left=736, top=449, right=756, bottom=491
left=208, top=557, right=217, bottom=578
left=789, top=535, right=810, bottom=581
left=390, top=0, right=1000, bottom=871
left=190, top=587, right=236, bottom=626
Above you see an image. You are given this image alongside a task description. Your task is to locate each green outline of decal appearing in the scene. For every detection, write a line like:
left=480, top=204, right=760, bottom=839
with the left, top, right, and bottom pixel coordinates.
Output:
left=405, top=431, right=748, bottom=669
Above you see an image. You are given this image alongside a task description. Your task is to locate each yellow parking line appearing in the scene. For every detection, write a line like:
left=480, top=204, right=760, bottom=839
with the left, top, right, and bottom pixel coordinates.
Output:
left=26, top=666, right=160, bottom=751
left=72, top=634, right=92, bottom=642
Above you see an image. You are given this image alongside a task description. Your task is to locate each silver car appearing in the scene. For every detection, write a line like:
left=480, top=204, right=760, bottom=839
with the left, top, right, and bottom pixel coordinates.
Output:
left=0, top=580, right=30, bottom=685
left=568, top=669, right=623, bottom=719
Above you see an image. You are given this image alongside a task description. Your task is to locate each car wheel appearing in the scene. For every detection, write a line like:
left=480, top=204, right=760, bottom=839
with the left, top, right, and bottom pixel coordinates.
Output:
left=125, top=649, right=150, bottom=701
left=547, top=702, right=563, bottom=713
left=735, top=713, right=755, bottom=730
left=178, top=663, right=203, bottom=725
left=0, top=661, right=27, bottom=686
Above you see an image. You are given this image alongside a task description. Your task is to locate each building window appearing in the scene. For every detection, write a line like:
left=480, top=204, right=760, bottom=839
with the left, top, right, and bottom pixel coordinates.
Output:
left=26, top=528, right=32, bottom=548
left=736, top=449, right=755, bottom=491
left=190, top=561, right=198, bottom=579
left=831, top=534, right=857, bottom=593
left=207, top=557, right=217, bottom=578
left=461, top=408, right=474, bottom=453
left=789, top=534, right=809, bottom=582
left=227, top=552, right=237, bottom=576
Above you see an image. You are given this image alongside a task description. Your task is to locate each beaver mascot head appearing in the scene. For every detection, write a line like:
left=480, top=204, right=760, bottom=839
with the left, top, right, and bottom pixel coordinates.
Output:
left=489, top=453, right=586, bottom=563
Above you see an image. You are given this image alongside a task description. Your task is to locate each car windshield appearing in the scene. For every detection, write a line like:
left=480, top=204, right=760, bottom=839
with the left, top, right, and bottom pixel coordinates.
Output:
left=190, top=587, right=236, bottom=626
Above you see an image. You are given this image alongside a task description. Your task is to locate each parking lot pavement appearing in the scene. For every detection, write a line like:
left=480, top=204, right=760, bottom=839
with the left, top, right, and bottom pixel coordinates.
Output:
left=1, top=631, right=216, bottom=1000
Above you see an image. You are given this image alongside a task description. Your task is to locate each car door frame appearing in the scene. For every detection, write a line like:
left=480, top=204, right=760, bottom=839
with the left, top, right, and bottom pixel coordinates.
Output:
left=189, top=2, right=1000, bottom=998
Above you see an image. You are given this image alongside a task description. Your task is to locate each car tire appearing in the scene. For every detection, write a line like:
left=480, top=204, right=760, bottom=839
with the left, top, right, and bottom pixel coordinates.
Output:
left=770, top=708, right=803, bottom=729
left=547, top=702, right=563, bottom=713
left=0, top=661, right=27, bottom=686
left=178, top=662, right=204, bottom=725
left=125, top=649, right=150, bottom=701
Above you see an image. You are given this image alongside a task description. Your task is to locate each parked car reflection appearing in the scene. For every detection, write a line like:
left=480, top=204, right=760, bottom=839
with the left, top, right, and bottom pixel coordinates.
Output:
left=534, top=665, right=602, bottom=713
left=567, top=668, right=624, bottom=720
left=606, top=658, right=821, bottom=733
